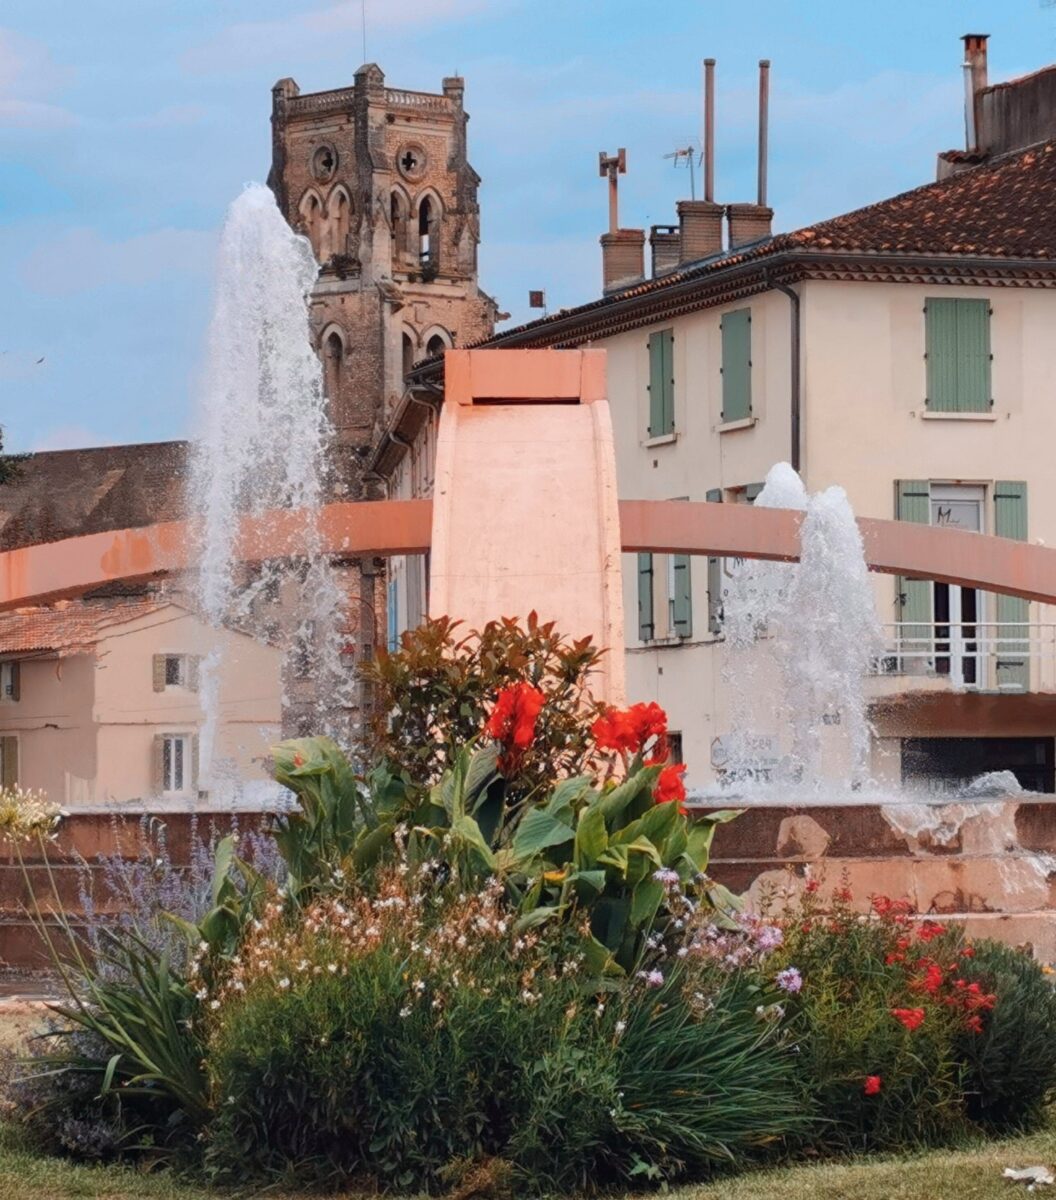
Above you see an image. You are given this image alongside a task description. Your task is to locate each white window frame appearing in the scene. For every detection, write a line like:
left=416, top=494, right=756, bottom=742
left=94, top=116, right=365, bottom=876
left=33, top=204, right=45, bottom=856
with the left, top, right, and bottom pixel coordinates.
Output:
left=161, top=733, right=191, bottom=795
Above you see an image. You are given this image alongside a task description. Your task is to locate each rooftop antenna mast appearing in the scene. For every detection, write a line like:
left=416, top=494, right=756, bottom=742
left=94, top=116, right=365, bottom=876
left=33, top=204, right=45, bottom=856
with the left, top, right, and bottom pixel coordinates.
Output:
left=664, top=146, right=697, bottom=199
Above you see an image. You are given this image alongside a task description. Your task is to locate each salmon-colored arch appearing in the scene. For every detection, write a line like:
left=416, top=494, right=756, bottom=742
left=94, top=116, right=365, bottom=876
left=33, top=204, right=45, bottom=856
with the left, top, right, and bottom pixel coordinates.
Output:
left=2, top=497, right=1056, bottom=613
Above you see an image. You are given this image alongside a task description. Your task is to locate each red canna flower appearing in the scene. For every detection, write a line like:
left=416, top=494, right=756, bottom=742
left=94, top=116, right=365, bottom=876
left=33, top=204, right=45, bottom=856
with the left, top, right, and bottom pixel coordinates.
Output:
left=592, top=701, right=668, bottom=755
left=484, top=682, right=545, bottom=773
left=913, top=961, right=944, bottom=996
left=965, top=1014, right=985, bottom=1035
left=891, top=1007, right=926, bottom=1032
left=652, top=762, right=687, bottom=808
left=863, top=1075, right=882, bottom=1096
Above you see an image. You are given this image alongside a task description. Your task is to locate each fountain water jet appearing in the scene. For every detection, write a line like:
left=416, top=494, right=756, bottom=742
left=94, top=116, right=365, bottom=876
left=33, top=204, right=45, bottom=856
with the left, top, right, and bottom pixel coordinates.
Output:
left=719, top=463, right=883, bottom=795
left=189, top=184, right=352, bottom=790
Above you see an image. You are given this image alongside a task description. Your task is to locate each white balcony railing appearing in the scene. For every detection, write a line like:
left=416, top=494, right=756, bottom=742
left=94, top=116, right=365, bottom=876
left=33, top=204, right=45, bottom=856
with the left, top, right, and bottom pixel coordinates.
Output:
left=872, top=622, right=1056, bottom=692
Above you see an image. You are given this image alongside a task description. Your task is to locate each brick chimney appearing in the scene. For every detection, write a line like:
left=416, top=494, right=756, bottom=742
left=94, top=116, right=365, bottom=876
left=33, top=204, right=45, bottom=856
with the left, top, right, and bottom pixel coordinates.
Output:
left=650, top=225, right=681, bottom=277
left=727, top=203, right=774, bottom=249
left=677, top=200, right=724, bottom=264
left=601, top=229, right=646, bottom=292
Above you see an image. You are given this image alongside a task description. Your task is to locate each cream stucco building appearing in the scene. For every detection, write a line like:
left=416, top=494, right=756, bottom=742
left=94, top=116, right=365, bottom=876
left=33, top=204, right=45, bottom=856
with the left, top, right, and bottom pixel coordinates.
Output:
left=379, top=37, right=1056, bottom=795
left=0, top=599, right=282, bottom=807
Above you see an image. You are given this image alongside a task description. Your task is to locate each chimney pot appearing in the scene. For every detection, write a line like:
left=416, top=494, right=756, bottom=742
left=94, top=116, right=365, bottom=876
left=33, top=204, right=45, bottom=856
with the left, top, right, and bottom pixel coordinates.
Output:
left=726, top=202, right=774, bottom=249
left=677, top=199, right=724, bottom=264
left=962, top=33, right=989, bottom=93
left=649, top=225, right=681, bottom=277
left=600, top=229, right=646, bottom=293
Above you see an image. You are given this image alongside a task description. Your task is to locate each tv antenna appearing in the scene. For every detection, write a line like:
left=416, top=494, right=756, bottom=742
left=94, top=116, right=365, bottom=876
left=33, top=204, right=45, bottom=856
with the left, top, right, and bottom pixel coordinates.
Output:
left=664, top=145, right=697, bottom=200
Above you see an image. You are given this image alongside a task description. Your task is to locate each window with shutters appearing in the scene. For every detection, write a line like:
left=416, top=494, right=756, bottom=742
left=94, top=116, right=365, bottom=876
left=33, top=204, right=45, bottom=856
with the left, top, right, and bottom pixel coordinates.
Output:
left=720, top=308, right=752, bottom=423
left=387, top=579, right=399, bottom=652
left=152, top=654, right=199, bottom=692
left=647, top=329, right=674, bottom=437
left=924, top=297, right=992, bottom=412
left=637, top=553, right=655, bottom=641
left=663, top=552, right=693, bottom=639
left=0, top=661, right=20, bottom=703
left=0, top=735, right=17, bottom=788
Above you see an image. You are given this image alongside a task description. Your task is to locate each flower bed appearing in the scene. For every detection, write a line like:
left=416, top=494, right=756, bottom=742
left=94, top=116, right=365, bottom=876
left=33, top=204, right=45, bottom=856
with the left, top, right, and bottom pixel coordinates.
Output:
left=2, top=618, right=1056, bottom=1194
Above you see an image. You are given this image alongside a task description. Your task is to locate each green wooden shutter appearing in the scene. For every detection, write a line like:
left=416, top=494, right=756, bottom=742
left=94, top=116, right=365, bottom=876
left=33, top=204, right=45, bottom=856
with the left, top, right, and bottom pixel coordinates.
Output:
left=186, top=656, right=201, bottom=693
left=994, top=481, right=1029, bottom=690
left=958, top=300, right=992, bottom=412
left=152, top=654, right=166, bottom=693
left=672, top=555, right=692, bottom=637
left=1, top=736, right=18, bottom=788
left=925, top=298, right=991, bottom=413
left=896, top=481, right=932, bottom=657
left=721, top=308, right=752, bottom=422
left=706, top=488, right=723, bottom=634
left=647, top=329, right=674, bottom=436
left=637, top=553, right=655, bottom=641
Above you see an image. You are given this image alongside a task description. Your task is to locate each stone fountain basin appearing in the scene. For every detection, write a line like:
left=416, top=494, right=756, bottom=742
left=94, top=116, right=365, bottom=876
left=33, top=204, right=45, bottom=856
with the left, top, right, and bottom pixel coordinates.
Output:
left=693, top=795, right=1056, bottom=958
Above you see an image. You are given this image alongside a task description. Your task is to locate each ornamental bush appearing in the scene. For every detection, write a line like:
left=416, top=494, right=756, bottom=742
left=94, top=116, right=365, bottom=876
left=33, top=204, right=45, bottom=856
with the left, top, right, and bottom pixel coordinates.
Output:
left=954, top=938, right=1056, bottom=1130
left=204, top=872, right=804, bottom=1193
left=766, top=888, right=989, bottom=1152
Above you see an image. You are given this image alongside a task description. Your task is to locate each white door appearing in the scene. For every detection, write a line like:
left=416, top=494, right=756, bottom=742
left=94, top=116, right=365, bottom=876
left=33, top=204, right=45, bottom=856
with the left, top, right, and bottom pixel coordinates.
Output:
left=930, top=485, right=985, bottom=686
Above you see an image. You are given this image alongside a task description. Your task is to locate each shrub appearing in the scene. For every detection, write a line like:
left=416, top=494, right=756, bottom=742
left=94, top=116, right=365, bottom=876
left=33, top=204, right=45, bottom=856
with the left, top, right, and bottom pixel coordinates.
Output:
left=954, top=939, right=1056, bottom=1130
left=360, top=613, right=606, bottom=795
left=767, top=890, right=974, bottom=1152
left=205, top=873, right=804, bottom=1193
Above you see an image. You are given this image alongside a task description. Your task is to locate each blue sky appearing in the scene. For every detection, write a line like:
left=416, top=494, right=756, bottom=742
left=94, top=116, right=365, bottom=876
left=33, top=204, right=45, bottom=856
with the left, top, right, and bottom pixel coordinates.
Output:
left=2, top=1, right=1054, bottom=453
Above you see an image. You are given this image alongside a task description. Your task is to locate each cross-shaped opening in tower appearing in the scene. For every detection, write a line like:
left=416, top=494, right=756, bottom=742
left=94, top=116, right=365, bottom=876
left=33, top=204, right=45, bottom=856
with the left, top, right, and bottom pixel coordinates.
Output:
left=401, top=149, right=419, bottom=173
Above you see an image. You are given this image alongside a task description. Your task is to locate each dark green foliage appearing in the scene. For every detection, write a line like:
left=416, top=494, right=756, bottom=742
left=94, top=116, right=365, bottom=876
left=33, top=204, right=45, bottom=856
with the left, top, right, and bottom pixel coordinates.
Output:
left=955, top=939, right=1056, bottom=1130
left=205, top=897, right=803, bottom=1194
left=361, top=613, right=606, bottom=795
left=772, top=904, right=968, bottom=1152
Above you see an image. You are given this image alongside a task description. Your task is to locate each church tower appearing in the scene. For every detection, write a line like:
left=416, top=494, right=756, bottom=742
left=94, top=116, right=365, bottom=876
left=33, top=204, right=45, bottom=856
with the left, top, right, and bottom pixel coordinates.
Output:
left=267, top=64, right=496, bottom=732
left=268, top=63, right=497, bottom=491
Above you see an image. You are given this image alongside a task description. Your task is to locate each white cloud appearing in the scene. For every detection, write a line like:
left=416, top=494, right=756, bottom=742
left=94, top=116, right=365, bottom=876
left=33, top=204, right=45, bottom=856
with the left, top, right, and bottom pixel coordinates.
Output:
left=19, top=227, right=217, bottom=295
left=0, top=27, right=76, bottom=129
left=183, top=0, right=511, bottom=74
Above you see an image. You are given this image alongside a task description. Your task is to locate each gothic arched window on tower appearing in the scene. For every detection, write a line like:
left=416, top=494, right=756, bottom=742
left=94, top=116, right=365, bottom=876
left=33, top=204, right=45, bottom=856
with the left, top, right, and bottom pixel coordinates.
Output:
left=323, top=330, right=344, bottom=401
left=390, top=190, right=411, bottom=268
left=426, top=331, right=450, bottom=359
left=326, top=186, right=352, bottom=262
left=402, top=331, right=416, bottom=381
left=418, top=196, right=435, bottom=268
left=298, top=190, right=324, bottom=261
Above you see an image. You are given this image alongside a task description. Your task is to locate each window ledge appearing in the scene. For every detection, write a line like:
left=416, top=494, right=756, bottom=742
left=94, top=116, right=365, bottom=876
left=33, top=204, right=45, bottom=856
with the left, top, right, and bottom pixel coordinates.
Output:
left=919, top=411, right=997, bottom=422
left=644, top=432, right=678, bottom=448
left=716, top=416, right=757, bottom=433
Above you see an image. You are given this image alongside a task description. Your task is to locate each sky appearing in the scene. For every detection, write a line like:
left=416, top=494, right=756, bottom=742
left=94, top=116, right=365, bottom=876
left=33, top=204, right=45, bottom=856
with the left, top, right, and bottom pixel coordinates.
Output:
left=2, top=0, right=1055, bottom=454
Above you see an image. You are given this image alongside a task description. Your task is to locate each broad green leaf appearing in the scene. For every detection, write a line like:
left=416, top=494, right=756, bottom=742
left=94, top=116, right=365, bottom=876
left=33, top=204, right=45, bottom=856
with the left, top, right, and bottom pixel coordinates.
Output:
left=210, top=835, right=236, bottom=908
left=567, top=868, right=606, bottom=899
left=582, top=934, right=623, bottom=977
left=353, top=822, right=395, bottom=869
left=451, top=814, right=496, bottom=870
left=638, top=798, right=680, bottom=845
left=511, top=807, right=575, bottom=862
left=630, top=878, right=664, bottom=928
left=695, top=808, right=743, bottom=825
left=574, top=804, right=608, bottom=868
left=514, top=905, right=564, bottom=932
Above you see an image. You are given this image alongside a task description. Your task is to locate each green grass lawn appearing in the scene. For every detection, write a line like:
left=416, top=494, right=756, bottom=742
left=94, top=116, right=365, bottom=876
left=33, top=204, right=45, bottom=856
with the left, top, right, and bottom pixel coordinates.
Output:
left=2, top=1120, right=1056, bottom=1200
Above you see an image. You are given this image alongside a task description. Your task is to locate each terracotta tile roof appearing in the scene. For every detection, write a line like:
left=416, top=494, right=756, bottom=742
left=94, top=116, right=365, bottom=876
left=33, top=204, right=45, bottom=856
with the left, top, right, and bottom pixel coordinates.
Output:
left=783, top=140, right=1056, bottom=259
left=0, top=440, right=189, bottom=552
left=0, top=598, right=166, bottom=656
left=474, top=140, right=1056, bottom=350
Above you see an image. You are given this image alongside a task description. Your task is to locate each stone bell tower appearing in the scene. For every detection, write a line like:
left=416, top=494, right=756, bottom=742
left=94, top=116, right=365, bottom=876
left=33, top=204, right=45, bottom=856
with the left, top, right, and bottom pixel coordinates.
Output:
left=268, top=63, right=497, bottom=493
left=267, top=64, right=496, bottom=732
